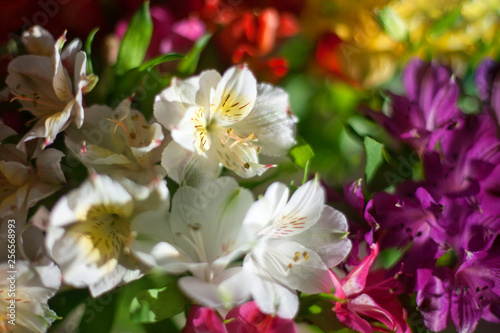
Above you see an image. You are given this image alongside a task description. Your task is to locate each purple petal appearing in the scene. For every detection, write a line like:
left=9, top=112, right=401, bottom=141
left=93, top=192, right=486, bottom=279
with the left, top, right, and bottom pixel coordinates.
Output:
left=417, top=273, right=451, bottom=332
left=475, top=59, right=499, bottom=101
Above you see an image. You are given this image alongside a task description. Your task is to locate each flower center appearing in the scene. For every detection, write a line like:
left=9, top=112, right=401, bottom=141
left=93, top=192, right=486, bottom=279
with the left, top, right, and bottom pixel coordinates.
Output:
left=68, top=204, right=131, bottom=271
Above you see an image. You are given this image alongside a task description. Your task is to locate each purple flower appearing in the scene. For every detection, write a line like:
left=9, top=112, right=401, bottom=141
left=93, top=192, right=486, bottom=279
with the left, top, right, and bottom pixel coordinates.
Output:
left=115, top=5, right=205, bottom=59
left=475, top=59, right=500, bottom=124
left=366, top=59, right=464, bottom=153
left=365, top=187, right=444, bottom=291
left=417, top=201, right=500, bottom=333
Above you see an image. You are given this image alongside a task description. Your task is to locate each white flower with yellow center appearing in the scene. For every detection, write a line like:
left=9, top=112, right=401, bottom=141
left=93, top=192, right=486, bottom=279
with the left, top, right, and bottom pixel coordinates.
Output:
left=241, top=177, right=352, bottom=318
left=65, top=99, right=166, bottom=185
left=45, top=174, right=169, bottom=296
left=0, top=260, right=61, bottom=333
left=154, top=65, right=296, bottom=185
left=6, top=27, right=96, bottom=149
left=131, top=177, right=254, bottom=311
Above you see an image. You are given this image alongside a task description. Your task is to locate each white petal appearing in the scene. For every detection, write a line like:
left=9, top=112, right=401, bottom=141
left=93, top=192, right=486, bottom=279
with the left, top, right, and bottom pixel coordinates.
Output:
left=195, top=69, right=221, bottom=112
left=290, top=206, right=352, bottom=268
left=171, top=106, right=210, bottom=153
left=248, top=239, right=329, bottom=294
left=246, top=270, right=299, bottom=319
left=178, top=267, right=251, bottom=310
left=36, top=148, right=66, bottom=185
left=154, top=75, right=202, bottom=130
left=263, top=177, right=324, bottom=238
left=72, top=51, right=87, bottom=127
left=130, top=210, right=190, bottom=273
left=88, top=263, right=142, bottom=297
left=7, top=55, right=65, bottom=116
left=52, top=33, right=73, bottom=101
left=211, top=132, right=272, bottom=178
left=234, top=83, right=296, bottom=156
left=170, top=177, right=253, bottom=267
left=0, top=123, right=17, bottom=142
left=242, top=182, right=289, bottom=235
left=21, top=25, right=55, bottom=56
left=161, top=141, right=220, bottom=186
left=212, top=65, right=257, bottom=126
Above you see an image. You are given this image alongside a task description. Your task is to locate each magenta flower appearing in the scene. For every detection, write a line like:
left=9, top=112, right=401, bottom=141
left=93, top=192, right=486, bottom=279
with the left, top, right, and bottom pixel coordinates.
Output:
left=366, top=59, right=463, bottom=153
left=115, top=5, right=205, bottom=59
left=422, top=113, right=500, bottom=200
left=475, top=59, right=500, bottom=124
left=327, top=244, right=411, bottom=333
left=365, top=188, right=444, bottom=291
left=183, top=305, right=226, bottom=333
left=225, top=301, right=297, bottom=333
left=182, top=301, right=296, bottom=333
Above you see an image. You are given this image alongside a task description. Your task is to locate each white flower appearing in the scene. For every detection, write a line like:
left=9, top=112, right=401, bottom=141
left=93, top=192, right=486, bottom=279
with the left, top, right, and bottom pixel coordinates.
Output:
left=131, top=177, right=254, bottom=310
left=65, top=99, right=166, bottom=185
left=45, top=174, right=169, bottom=297
left=154, top=65, right=296, bottom=185
left=0, top=142, right=65, bottom=257
left=0, top=260, right=61, bottom=333
left=6, top=28, right=95, bottom=149
left=241, top=177, right=352, bottom=318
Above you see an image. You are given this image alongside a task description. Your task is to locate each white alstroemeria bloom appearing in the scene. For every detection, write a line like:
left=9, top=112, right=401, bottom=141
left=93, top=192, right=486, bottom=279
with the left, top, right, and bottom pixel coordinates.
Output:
left=131, top=177, right=254, bottom=310
left=6, top=29, right=95, bottom=149
left=65, top=99, right=166, bottom=185
left=241, top=177, right=352, bottom=318
left=154, top=65, right=296, bottom=185
left=45, top=174, right=169, bottom=297
left=0, top=260, right=61, bottom=332
left=0, top=143, right=65, bottom=259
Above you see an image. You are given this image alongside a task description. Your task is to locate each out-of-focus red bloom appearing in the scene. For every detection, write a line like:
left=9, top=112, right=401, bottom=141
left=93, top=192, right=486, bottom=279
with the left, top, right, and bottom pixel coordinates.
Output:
left=315, top=33, right=360, bottom=87
left=213, top=7, right=298, bottom=82
left=217, top=7, right=298, bottom=63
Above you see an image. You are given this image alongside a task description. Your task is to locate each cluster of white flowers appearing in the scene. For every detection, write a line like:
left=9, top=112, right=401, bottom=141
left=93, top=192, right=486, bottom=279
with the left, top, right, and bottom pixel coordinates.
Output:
left=1, top=26, right=352, bottom=332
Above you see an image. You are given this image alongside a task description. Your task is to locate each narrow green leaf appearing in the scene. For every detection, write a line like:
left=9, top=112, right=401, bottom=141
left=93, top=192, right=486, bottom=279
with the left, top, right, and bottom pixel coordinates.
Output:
left=290, top=140, right=315, bottom=170
left=177, top=34, right=212, bottom=76
left=84, top=27, right=99, bottom=74
left=429, top=7, right=461, bottom=37
left=364, top=136, right=384, bottom=183
left=378, top=247, right=403, bottom=269
left=130, top=281, right=188, bottom=323
left=115, top=1, right=153, bottom=75
left=139, top=53, right=185, bottom=71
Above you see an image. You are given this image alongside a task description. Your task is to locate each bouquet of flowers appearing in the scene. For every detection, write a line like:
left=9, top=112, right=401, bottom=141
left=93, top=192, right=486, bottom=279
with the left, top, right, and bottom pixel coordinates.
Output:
left=1, top=1, right=499, bottom=332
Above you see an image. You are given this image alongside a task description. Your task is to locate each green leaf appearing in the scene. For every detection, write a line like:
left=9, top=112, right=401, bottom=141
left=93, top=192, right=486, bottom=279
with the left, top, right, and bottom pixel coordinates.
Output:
left=84, top=27, right=99, bottom=74
left=115, top=1, right=153, bottom=75
left=436, top=249, right=458, bottom=268
left=364, top=136, right=384, bottom=183
left=130, top=280, right=188, bottom=323
left=177, top=34, right=212, bottom=76
left=377, top=7, right=408, bottom=42
left=138, top=53, right=185, bottom=71
left=289, top=140, right=315, bottom=169
left=378, top=247, right=403, bottom=269
left=429, top=7, right=461, bottom=37
left=79, top=289, right=118, bottom=332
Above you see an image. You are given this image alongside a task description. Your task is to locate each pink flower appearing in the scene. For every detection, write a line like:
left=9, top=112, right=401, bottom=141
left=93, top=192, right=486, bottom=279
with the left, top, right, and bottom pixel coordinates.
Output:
left=183, top=301, right=296, bottom=333
left=328, top=244, right=411, bottom=333
left=225, top=301, right=297, bottom=333
left=115, top=5, right=205, bottom=59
